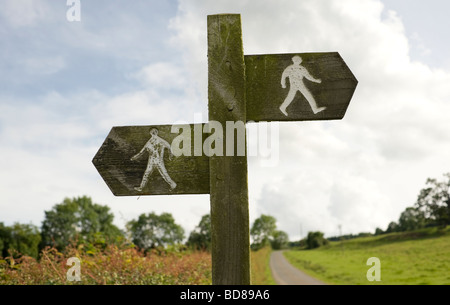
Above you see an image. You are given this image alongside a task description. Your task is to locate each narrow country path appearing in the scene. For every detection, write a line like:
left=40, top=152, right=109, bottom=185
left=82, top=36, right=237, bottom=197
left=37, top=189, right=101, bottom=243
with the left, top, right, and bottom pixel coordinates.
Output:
left=270, top=251, right=327, bottom=285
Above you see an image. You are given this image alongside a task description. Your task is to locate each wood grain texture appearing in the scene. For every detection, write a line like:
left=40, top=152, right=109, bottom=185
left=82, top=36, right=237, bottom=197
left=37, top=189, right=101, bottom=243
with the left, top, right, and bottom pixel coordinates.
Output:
left=92, top=124, right=210, bottom=196
left=245, top=52, right=358, bottom=122
left=207, top=14, right=251, bottom=285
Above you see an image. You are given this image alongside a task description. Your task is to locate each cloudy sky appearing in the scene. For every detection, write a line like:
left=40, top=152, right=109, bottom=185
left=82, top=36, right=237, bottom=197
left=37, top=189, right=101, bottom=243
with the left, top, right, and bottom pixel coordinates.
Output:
left=1, top=0, right=450, bottom=240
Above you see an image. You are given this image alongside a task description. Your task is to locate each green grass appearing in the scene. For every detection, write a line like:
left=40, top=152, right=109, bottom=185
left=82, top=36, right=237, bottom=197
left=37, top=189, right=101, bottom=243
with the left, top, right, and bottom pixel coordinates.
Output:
left=251, top=247, right=276, bottom=285
left=284, top=227, right=450, bottom=285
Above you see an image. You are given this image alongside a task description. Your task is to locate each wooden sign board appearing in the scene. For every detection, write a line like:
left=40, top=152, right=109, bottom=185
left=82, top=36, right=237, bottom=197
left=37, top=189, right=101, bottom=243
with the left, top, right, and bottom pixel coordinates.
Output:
left=92, top=124, right=210, bottom=196
left=245, top=52, right=358, bottom=122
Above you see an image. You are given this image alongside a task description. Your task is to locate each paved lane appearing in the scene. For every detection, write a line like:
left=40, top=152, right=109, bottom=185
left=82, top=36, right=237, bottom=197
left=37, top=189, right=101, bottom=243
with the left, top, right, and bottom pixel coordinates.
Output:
left=270, top=251, right=327, bottom=285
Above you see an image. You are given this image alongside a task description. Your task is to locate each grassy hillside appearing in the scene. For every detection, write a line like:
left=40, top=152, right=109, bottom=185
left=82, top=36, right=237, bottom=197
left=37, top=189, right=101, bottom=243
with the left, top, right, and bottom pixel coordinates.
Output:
left=284, top=227, right=450, bottom=285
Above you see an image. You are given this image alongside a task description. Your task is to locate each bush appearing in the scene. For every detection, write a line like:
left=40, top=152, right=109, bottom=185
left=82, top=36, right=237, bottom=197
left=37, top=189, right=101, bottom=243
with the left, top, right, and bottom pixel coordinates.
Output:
left=306, top=231, right=328, bottom=249
left=270, top=230, right=289, bottom=250
left=0, top=223, right=41, bottom=259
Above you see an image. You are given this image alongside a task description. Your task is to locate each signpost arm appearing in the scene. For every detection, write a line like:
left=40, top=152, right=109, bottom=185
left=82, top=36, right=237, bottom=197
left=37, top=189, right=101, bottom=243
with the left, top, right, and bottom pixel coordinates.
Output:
left=207, top=14, right=250, bottom=285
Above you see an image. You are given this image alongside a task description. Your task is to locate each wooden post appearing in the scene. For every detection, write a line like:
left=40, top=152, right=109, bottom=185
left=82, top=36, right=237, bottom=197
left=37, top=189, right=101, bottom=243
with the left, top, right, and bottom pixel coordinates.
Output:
left=207, top=14, right=250, bottom=285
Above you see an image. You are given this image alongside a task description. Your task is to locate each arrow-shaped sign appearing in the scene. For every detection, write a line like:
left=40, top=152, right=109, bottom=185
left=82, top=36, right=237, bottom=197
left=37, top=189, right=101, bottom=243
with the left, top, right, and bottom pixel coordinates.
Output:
left=93, top=124, right=210, bottom=196
left=245, top=52, right=357, bottom=122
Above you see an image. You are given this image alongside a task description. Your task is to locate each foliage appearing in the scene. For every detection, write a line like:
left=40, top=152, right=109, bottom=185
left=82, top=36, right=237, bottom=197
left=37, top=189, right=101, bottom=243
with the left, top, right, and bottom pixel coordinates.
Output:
left=127, top=212, right=184, bottom=251
left=0, top=241, right=211, bottom=285
left=0, top=223, right=41, bottom=259
left=374, top=228, right=384, bottom=235
left=305, top=231, right=328, bottom=249
left=284, top=227, right=450, bottom=285
left=378, top=173, right=450, bottom=236
left=187, top=214, right=211, bottom=251
left=40, top=196, right=122, bottom=250
left=270, top=230, right=289, bottom=250
left=385, top=221, right=400, bottom=234
left=250, top=215, right=289, bottom=250
left=250, top=215, right=276, bottom=250
left=251, top=215, right=276, bottom=249
left=0, top=223, right=9, bottom=258
left=415, top=173, right=450, bottom=227
left=398, top=207, right=426, bottom=231
left=327, top=232, right=374, bottom=242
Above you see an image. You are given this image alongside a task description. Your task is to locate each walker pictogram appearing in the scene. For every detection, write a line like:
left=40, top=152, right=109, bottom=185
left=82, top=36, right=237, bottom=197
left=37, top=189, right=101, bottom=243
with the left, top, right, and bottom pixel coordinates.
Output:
left=280, top=55, right=326, bottom=116
left=131, top=128, right=177, bottom=191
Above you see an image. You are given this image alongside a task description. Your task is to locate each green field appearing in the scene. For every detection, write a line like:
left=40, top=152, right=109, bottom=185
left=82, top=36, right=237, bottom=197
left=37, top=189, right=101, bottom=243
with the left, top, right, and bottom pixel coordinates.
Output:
left=284, top=227, right=450, bottom=285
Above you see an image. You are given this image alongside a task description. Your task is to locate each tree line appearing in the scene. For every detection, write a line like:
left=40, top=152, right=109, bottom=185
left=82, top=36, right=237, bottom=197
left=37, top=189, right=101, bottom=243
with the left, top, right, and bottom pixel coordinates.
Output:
left=380, top=173, right=450, bottom=234
left=297, top=172, right=450, bottom=247
left=0, top=196, right=289, bottom=259
left=5, top=172, right=444, bottom=257
left=327, top=172, right=450, bottom=242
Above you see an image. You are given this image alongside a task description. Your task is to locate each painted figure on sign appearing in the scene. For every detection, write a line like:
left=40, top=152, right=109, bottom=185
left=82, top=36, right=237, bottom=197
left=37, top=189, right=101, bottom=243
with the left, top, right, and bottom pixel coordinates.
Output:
left=131, top=128, right=177, bottom=191
left=280, top=55, right=326, bottom=116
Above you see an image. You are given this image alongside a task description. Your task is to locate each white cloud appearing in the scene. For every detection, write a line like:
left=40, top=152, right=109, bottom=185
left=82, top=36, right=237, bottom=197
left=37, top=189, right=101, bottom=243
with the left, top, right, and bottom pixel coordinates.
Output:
left=0, top=0, right=51, bottom=27
left=19, top=56, right=66, bottom=75
left=132, top=62, right=188, bottom=90
left=410, top=32, right=432, bottom=57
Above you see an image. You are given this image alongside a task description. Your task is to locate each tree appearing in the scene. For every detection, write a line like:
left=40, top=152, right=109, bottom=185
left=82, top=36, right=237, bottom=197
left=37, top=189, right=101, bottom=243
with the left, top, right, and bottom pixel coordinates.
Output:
left=374, top=227, right=384, bottom=235
left=271, top=230, right=289, bottom=250
left=250, top=215, right=277, bottom=250
left=127, top=212, right=184, bottom=251
left=0, top=223, right=41, bottom=258
left=398, top=207, right=426, bottom=231
left=415, top=173, right=450, bottom=227
left=8, top=223, right=41, bottom=258
left=385, top=221, right=399, bottom=233
left=0, top=223, right=7, bottom=257
left=41, top=196, right=122, bottom=250
left=305, top=231, right=328, bottom=249
left=187, top=214, right=211, bottom=251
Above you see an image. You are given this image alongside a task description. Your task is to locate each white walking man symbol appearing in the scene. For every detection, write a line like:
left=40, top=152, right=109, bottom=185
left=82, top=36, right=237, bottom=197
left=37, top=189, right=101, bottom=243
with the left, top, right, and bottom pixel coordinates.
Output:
left=280, top=55, right=326, bottom=116
left=131, top=128, right=177, bottom=191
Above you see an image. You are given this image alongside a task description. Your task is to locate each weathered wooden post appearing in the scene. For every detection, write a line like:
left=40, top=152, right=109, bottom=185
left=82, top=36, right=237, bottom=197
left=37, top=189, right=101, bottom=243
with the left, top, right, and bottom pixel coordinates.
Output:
left=207, top=14, right=250, bottom=285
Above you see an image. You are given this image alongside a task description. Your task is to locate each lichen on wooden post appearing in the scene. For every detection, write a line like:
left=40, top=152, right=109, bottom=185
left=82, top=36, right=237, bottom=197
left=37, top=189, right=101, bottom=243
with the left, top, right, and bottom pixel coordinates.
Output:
left=207, top=14, right=251, bottom=285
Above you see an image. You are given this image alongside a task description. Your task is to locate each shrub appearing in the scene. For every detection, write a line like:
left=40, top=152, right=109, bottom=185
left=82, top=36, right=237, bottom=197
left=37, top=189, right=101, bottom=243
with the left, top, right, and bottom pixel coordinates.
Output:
left=0, top=241, right=211, bottom=285
left=306, top=231, right=329, bottom=249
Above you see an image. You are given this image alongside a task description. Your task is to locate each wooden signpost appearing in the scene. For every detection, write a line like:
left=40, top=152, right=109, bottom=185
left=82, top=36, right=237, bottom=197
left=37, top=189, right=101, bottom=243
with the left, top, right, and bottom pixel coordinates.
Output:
left=93, top=14, right=357, bottom=285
